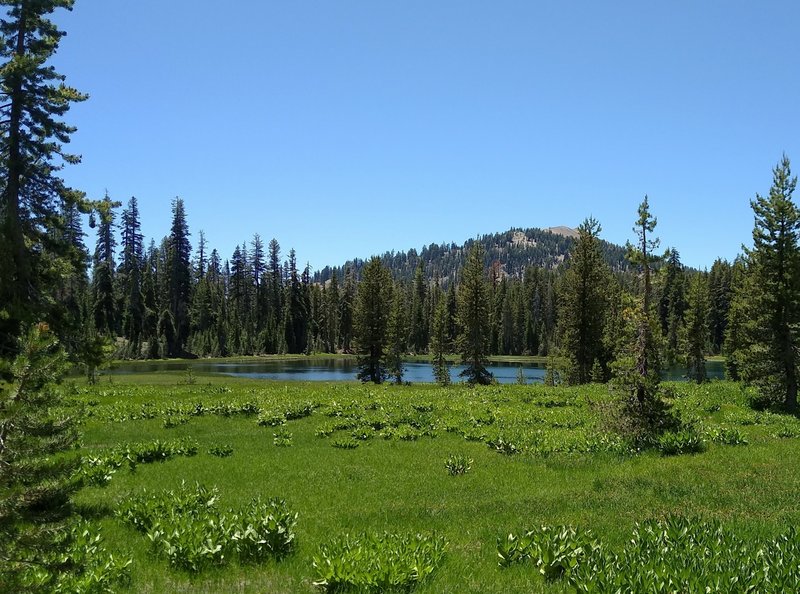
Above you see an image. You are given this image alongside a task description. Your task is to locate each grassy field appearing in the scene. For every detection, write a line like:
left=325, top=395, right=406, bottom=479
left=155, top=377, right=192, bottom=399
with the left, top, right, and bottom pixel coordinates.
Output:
left=71, top=374, right=800, bottom=592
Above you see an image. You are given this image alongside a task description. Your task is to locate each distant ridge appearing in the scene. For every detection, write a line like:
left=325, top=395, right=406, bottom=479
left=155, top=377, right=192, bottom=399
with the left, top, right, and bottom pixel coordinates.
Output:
left=314, top=226, right=628, bottom=285
left=546, top=226, right=580, bottom=239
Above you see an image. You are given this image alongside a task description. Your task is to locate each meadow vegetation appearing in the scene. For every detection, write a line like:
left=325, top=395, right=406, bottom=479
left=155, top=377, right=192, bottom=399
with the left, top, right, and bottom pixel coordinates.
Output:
left=64, top=372, right=800, bottom=592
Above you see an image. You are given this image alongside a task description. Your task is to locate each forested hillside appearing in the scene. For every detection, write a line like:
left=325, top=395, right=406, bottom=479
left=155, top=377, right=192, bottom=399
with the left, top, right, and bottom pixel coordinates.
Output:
left=314, top=226, right=630, bottom=286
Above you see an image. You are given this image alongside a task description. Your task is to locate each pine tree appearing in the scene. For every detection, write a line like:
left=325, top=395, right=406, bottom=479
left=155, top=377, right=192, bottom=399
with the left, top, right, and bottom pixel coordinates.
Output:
left=707, top=258, right=732, bottom=355
left=91, top=192, right=118, bottom=336
left=325, top=270, right=340, bottom=352
left=558, top=217, right=612, bottom=384
left=658, top=248, right=686, bottom=366
left=167, top=198, right=192, bottom=355
left=457, top=243, right=492, bottom=385
left=684, top=273, right=709, bottom=383
left=385, top=285, right=406, bottom=384
left=429, top=291, right=451, bottom=386
left=340, top=265, right=357, bottom=353
left=723, top=259, right=747, bottom=380
left=0, top=324, right=79, bottom=590
left=119, top=196, right=145, bottom=355
left=621, top=196, right=662, bottom=403
left=354, top=257, right=392, bottom=383
left=736, top=156, right=800, bottom=410
left=0, top=0, right=89, bottom=360
left=409, top=260, right=427, bottom=353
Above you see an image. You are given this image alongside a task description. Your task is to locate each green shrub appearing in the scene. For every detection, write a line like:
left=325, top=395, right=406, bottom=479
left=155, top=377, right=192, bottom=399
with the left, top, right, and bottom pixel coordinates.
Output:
left=705, top=426, right=748, bottom=445
left=312, top=532, right=447, bottom=592
left=657, top=429, right=707, bottom=456
left=499, top=516, right=800, bottom=593
left=273, top=427, right=293, bottom=447
left=208, top=443, right=234, bottom=457
left=444, top=453, right=472, bottom=476
left=332, top=437, right=360, bottom=449
left=117, top=483, right=297, bottom=573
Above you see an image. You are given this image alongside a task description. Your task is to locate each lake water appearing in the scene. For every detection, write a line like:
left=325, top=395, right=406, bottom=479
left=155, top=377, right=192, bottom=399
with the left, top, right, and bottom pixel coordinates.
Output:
left=108, top=358, right=726, bottom=384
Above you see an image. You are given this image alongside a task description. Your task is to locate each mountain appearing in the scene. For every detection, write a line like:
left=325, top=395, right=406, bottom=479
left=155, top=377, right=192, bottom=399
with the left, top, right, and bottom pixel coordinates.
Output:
left=313, top=226, right=629, bottom=285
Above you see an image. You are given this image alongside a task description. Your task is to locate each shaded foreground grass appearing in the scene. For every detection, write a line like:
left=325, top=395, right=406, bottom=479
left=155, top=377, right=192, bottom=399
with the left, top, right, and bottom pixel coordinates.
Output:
left=72, top=376, right=800, bottom=593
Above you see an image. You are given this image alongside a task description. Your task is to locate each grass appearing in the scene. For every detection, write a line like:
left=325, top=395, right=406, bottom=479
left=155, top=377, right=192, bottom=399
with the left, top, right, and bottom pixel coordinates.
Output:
left=70, top=376, right=800, bottom=592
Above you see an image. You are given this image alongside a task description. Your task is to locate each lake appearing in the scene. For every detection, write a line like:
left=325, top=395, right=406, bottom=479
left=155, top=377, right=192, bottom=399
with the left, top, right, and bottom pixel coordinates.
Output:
left=108, top=358, right=726, bottom=384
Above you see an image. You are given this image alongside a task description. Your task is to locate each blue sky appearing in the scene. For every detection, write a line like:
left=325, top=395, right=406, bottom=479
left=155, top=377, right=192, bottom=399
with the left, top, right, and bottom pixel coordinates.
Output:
left=53, top=1, right=800, bottom=270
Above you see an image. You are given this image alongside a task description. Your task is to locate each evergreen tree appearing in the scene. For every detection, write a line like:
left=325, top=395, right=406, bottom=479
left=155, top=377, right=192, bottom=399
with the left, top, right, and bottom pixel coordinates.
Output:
left=167, top=198, right=191, bottom=355
left=430, top=289, right=451, bottom=385
left=385, top=285, right=406, bottom=384
left=325, top=270, right=340, bottom=352
left=618, top=196, right=662, bottom=403
left=723, top=258, right=747, bottom=380
left=558, top=217, right=612, bottom=384
left=119, top=196, right=145, bottom=355
left=0, top=0, right=89, bottom=360
left=684, top=273, right=709, bottom=383
left=91, top=192, right=118, bottom=336
left=354, top=257, right=392, bottom=383
left=658, top=248, right=686, bottom=366
left=283, top=249, right=308, bottom=354
left=340, top=265, right=357, bottom=353
left=736, top=156, right=800, bottom=410
left=0, top=324, right=79, bottom=591
left=707, top=258, right=732, bottom=354
left=457, top=243, right=492, bottom=385
left=409, top=260, right=427, bottom=353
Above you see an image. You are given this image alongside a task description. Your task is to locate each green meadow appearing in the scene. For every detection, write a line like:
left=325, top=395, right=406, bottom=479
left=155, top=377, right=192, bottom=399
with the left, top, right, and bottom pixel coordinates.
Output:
left=72, top=374, right=800, bottom=593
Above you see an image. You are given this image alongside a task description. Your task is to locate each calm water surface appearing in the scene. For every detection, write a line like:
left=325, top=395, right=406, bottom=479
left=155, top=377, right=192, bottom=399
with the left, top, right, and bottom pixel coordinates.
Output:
left=109, top=358, right=725, bottom=384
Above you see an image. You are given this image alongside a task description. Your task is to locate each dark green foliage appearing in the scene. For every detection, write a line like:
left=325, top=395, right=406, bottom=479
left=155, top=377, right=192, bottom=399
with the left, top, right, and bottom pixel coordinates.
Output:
left=429, top=290, right=451, bottom=386
left=0, top=0, right=90, bottom=360
left=167, top=198, right=192, bottom=356
left=0, top=324, right=81, bottom=591
left=559, top=217, right=613, bottom=384
left=684, top=273, right=709, bottom=383
left=457, top=243, right=493, bottom=385
left=733, top=156, right=800, bottom=410
left=621, top=196, right=662, bottom=403
left=312, top=532, right=447, bottom=592
left=385, top=286, right=406, bottom=385
left=355, top=257, right=392, bottom=383
left=707, top=258, right=732, bottom=354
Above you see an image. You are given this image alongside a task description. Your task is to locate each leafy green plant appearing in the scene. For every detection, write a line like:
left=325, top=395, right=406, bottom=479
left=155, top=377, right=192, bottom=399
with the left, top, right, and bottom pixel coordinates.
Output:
left=497, top=525, right=601, bottom=580
left=258, top=410, right=286, bottom=427
left=117, top=482, right=297, bottom=573
left=444, top=453, right=472, bottom=476
left=312, top=532, right=447, bottom=592
left=499, top=516, right=800, bottom=593
left=208, top=443, right=233, bottom=457
left=273, top=427, right=293, bottom=447
left=705, top=426, right=748, bottom=445
left=657, top=429, right=707, bottom=456
left=332, top=437, right=360, bottom=449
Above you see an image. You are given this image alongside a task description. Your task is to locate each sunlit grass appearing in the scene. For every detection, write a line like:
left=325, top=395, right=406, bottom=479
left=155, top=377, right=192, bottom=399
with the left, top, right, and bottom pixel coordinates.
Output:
left=71, top=376, right=800, bottom=593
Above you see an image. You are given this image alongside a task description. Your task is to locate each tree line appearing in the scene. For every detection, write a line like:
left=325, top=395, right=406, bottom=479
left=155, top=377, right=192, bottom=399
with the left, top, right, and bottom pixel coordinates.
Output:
left=50, top=192, right=737, bottom=378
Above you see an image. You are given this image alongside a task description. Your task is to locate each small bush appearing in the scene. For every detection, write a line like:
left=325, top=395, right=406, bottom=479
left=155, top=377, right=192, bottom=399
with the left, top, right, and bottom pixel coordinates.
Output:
left=445, top=453, right=473, bottom=476
left=312, top=532, right=447, bottom=593
left=657, top=429, right=707, bottom=456
left=117, top=482, right=297, bottom=572
left=273, top=427, right=293, bottom=447
left=332, top=437, right=360, bottom=449
left=208, top=443, right=234, bottom=457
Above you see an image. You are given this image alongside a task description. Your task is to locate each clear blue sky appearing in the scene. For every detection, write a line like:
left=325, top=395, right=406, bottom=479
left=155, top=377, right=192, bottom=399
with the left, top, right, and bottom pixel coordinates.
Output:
left=53, top=0, right=800, bottom=271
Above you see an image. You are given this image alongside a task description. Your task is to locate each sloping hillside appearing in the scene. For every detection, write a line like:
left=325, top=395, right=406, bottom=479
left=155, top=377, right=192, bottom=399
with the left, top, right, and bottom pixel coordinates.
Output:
left=314, top=226, right=629, bottom=284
